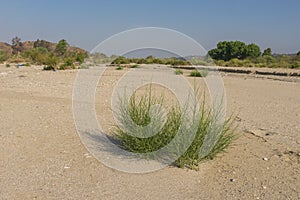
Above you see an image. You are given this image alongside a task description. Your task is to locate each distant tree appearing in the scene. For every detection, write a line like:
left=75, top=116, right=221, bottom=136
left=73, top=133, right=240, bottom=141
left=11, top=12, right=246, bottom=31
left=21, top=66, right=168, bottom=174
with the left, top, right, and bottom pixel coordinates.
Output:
left=297, top=51, right=300, bottom=56
left=209, top=41, right=262, bottom=61
left=55, top=39, right=69, bottom=56
left=12, top=36, right=21, bottom=46
left=11, top=36, right=24, bottom=55
left=246, top=43, right=261, bottom=58
left=262, top=48, right=272, bottom=56
left=208, top=41, right=246, bottom=61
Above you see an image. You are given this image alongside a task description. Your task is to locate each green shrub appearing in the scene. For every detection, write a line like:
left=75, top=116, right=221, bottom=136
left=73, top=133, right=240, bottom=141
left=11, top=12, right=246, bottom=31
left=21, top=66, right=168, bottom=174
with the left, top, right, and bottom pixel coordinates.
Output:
left=113, top=87, right=236, bottom=169
left=190, top=69, right=209, bottom=77
left=6, top=63, right=10, bottom=68
left=228, top=58, right=244, bottom=67
left=130, top=64, right=139, bottom=68
left=111, top=56, right=191, bottom=66
left=215, top=60, right=225, bottom=66
left=0, top=51, right=8, bottom=62
left=174, top=69, right=183, bottom=75
left=290, top=61, right=300, bottom=69
left=79, top=63, right=89, bottom=69
left=116, top=66, right=123, bottom=70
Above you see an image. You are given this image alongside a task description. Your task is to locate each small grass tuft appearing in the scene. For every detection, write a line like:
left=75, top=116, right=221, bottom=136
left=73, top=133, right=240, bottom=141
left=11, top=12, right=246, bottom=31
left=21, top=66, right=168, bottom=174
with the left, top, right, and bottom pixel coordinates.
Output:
left=174, top=69, right=183, bottom=75
left=190, top=69, right=209, bottom=77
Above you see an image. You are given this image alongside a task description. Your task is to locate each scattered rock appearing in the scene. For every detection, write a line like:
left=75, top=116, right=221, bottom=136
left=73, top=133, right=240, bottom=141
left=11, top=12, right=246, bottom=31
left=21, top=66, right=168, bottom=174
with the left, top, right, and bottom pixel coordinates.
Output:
left=64, top=165, right=70, bottom=169
left=0, top=72, right=8, bottom=77
left=84, top=153, right=92, bottom=158
left=263, top=157, right=268, bottom=161
left=230, top=178, right=236, bottom=182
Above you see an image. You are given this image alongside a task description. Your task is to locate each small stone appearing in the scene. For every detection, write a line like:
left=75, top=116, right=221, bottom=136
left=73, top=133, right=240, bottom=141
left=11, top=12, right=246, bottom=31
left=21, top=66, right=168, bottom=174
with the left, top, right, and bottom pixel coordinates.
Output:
left=230, top=178, right=236, bottom=182
left=262, top=185, right=267, bottom=189
left=263, top=157, right=268, bottom=161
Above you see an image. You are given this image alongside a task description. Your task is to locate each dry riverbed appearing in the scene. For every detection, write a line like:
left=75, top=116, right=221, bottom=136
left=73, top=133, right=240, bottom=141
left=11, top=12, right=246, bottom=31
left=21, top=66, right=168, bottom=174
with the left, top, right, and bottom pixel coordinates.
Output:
left=0, top=64, right=299, bottom=199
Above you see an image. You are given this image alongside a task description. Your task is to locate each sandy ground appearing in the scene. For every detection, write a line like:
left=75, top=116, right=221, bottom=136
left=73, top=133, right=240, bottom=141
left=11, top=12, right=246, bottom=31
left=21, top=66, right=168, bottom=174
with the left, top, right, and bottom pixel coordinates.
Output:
left=0, top=64, right=299, bottom=199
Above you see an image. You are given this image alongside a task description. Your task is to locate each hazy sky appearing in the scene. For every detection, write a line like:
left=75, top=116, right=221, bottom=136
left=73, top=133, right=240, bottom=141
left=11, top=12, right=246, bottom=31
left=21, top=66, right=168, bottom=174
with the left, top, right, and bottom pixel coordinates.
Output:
left=1, top=0, right=299, bottom=53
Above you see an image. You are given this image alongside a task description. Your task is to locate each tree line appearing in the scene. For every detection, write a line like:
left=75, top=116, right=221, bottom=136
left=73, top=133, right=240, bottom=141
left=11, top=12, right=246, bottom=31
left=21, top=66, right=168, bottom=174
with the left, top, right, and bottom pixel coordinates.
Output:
left=208, top=41, right=300, bottom=68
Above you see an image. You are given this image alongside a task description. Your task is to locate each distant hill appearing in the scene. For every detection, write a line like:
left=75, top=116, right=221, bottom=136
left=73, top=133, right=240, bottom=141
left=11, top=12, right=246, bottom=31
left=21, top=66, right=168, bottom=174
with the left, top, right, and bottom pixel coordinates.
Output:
left=0, top=42, right=13, bottom=55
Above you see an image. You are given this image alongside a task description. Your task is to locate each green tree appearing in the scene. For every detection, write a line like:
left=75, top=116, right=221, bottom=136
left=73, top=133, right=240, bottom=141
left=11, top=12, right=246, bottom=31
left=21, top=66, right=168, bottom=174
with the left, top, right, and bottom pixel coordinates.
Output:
left=262, top=48, right=272, bottom=56
left=297, top=51, right=300, bottom=56
left=208, top=41, right=247, bottom=61
left=209, top=41, right=262, bottom=61
left=55, top=39, right=69, bottom=56
left=246, top=43, right=261, bottom=58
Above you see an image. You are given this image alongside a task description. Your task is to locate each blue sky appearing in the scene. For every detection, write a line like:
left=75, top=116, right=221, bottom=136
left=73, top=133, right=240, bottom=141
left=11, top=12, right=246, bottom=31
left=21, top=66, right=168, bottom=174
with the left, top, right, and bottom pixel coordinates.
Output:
left=0, top=0, right=299, bottom=53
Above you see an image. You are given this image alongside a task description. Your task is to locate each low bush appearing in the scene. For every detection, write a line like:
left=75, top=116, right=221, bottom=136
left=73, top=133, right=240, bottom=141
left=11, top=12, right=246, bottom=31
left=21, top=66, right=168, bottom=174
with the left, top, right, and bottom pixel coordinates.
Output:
left=115, top=66, right=123, bottom=70
left=130, top=64, right=139, bottom=68
left=174, top=69, right=183, bottom=75
left=113, top=87, right=236, bottom=169
left=0, top=51, right=8, bottom=62
left=190, top=69, right=209, bottom=77
left=111, top=56, right=191, bottom=66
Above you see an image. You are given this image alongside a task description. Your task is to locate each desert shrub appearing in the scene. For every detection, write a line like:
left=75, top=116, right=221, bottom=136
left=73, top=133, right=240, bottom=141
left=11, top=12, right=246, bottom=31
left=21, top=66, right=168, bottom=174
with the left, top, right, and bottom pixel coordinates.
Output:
left=174, top=69, right=183, bottom=75
left=0, top=51, right=8, bottom=62
left=290, top=61, right=300, bottom=69
left=190, top=69, right=208, bottom=77
left=21, top=47, right=50, bottom=65
left=75, top=52, right=88, bottom=64
left=59, top=57, right=75, bottom=70
left=111, top=56, right=191, bottom=66
left=130, top=64, right=139, bottom=68
left=190, top=70, right=201, bottom=77
left=215, top=60, right=225, bottom=66
left=45, top=54, right=59, bottom=67
left=79, top=63, right=89, bottom=69
left=112, top=56, right=130, bottom=65
left=116, top=66, right=123, bottom=70
left=6, top=63, right=10, bottom=67
left=228, top=58, right=244, bottom=67
left=113, top=88, right=236, bottom=169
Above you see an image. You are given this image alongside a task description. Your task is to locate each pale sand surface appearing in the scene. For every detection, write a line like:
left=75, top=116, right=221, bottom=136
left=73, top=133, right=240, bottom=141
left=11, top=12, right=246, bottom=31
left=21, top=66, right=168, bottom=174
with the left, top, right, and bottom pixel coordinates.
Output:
left=0, top=64, right=299, bottom=199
